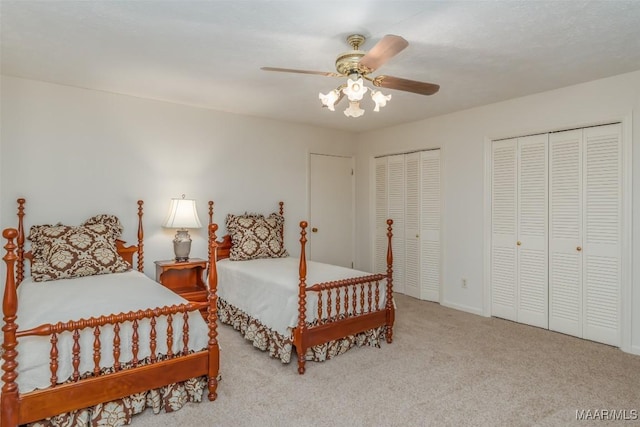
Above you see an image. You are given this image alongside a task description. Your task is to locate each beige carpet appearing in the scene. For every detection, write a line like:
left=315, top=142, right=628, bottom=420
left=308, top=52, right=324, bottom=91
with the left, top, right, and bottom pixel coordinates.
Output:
left=134, top=294, right=640, bottom=427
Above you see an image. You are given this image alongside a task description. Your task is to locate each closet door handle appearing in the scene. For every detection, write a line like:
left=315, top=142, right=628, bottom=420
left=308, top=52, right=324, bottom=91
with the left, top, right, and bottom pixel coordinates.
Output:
left=576, top=246, right=582, bottom=252
left=311, top=227, right=318, bottom=233
left=516, top=241, right=522, bottom=246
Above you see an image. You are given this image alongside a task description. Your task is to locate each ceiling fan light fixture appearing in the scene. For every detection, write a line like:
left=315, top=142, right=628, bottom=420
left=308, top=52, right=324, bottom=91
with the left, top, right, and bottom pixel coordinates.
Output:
left=371, top=90, right=392, bottom=112
left=344, top=101, right=365, bottom=118
left=263, top=34, right=438, bottom=119
left=319, top=89, right=340, bottom=111
left=343, top=77, right=368, bottom=101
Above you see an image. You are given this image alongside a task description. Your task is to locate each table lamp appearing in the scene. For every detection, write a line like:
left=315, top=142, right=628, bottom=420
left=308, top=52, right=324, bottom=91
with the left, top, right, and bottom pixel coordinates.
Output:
left=162, top=195, right=202, bottom=262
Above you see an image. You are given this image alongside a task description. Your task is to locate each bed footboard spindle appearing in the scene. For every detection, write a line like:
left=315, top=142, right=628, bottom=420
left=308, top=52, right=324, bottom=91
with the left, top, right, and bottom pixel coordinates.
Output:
left=182, top=313, right=190, bottom=356
left=131, top=320, right=139, bottom=366
left=149, top=314, right=157, bottom=363
left=72, top=329, right=82, bottom=380
left=2, top=228, right=20, bottom=427
left=385, top=219, right=394, bottom=343
left=166, top=314, right=174, bottom=358
left=93, top=327, right=102, bottom=374
left=50, top=333, right=59, bottom=385
left=295, top=221, right=308, bottom=375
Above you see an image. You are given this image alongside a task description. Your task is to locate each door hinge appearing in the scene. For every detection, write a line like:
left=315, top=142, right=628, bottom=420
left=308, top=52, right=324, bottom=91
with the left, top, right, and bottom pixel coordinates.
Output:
left=351, top=262, right=354, bottom=268
left=351, top=169, right=354, bottom=175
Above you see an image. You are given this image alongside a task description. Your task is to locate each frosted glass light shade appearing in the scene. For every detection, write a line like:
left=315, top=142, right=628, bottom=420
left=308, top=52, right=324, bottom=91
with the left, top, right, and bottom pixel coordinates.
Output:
left=371, top=90, right=392, bottom=112
left=344, top=101, right=365, bottom=118
left=319, top=89, right=340, bottom=111
left=342, top=77, right=368, bottom=101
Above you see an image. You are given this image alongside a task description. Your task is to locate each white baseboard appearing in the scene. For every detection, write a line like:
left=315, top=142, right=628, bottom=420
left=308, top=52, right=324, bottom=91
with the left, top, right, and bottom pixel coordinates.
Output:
left=629, top=344, right=640, bottom=356
left=441, top=300, right=485, bottom=317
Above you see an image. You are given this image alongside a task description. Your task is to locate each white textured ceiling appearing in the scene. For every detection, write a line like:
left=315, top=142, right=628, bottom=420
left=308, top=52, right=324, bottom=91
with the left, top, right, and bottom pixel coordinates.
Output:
left=2, top=1, right=640, bottom=133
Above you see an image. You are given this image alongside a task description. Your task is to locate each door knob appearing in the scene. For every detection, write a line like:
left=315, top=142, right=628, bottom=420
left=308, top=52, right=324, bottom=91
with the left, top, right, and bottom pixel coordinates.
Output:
left=516, top=241, right=522, bottom=246
left=311, top=227, right=318, bottom=233
left=576, top=246, right=582, bottom=252
left=416, top=234, right=419, bottom=238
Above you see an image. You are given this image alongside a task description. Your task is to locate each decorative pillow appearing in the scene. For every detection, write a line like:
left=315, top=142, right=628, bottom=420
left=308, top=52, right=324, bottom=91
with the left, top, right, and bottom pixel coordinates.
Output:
left=82, top=214, right=124, bottom=241
left=226, top=213, right=288, bottom=261
left=29, top=219, right=131, bottom=282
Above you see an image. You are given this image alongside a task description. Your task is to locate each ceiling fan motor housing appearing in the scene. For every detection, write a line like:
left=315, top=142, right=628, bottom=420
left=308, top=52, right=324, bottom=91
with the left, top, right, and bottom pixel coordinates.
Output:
left=335, top=34, right=370, bottom=76
left=335, top=50, right=367, bottom=76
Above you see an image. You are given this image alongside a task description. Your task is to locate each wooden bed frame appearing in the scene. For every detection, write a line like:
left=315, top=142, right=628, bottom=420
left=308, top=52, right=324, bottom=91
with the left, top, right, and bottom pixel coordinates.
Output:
left=1, top=198, right=220, bottom=427
left=208, top=201, right=394, bottom=374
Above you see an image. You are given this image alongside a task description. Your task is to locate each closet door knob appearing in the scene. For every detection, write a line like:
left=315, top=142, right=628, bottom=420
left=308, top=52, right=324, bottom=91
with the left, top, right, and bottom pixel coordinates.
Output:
left=311, top=227, right=318, bottom=233
left=576, top=246, right=582, bottom=252
left=516, top=241, right=522, bottom=246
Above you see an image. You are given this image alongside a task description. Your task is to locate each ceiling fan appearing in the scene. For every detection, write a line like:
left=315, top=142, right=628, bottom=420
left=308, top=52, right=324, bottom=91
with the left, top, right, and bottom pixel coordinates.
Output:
left=261, top=34, right=440, bottom=117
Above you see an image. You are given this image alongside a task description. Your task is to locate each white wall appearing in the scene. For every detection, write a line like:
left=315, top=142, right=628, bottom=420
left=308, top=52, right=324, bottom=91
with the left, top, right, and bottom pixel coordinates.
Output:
left=0, top=76, right=356, bottom=279
left=355, top=70, right=640, bottom=355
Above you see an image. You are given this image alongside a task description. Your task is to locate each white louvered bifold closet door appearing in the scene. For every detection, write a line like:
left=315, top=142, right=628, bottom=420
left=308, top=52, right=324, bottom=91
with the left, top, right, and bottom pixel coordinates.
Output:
left=375, top=157, right=389, bottom=275
left=491, top=138, right=518, bottom=321
left=404, top=152, right=421, bottom=298
left=516, top=134, right=548, bottom=328
left=420, top=150, right=441, bottom=302
left=387, top=155, right=406, bottom=294
left=582, top=124, right=622, bottom=346
left=549, top=124, right=622, bottom=345
left=375, top=150, right=441, bottom=300
left=549, top=129, right=583, bottom=337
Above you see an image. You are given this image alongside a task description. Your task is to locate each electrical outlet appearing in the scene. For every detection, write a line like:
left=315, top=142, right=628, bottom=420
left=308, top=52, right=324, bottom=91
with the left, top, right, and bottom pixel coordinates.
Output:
left=462, top=278, right=468, bottom=288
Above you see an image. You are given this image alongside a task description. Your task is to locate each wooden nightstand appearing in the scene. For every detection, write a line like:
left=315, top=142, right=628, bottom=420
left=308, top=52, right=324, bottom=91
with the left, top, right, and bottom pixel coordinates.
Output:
left=155, top=258, right=209, bottom=315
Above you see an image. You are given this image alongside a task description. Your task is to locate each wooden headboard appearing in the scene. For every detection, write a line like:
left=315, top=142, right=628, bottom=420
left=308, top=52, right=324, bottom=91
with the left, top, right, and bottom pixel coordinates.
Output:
left=207, top=201, right=284, bottom=261
left=14, top=198, right=145, bottom=284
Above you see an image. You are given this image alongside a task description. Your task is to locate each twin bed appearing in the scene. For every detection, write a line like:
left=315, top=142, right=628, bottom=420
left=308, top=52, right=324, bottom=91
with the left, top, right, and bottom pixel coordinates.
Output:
left=209, top=201, right=395, bottom=374
left=1, top=199, right=220, bottom=427
left=1, top=198, right=394, bottom=426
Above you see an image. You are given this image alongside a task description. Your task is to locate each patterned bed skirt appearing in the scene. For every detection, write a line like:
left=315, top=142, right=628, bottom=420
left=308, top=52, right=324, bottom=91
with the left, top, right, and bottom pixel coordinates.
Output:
left=217, top=298, right=387, bottom=364
left=28, top=364, right=207, bottom=427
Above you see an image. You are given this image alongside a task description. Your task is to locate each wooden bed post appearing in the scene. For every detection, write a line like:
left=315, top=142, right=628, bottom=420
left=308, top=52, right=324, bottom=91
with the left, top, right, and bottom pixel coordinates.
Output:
left=385, top=219, right=394, bottom=344
left=2, top=228, right=20, bottom=427
left=208, top=201, right=214, bottom=263
left=137, top=200, right=144, bottom=272
left=206, top=223, right=220, bottom=401
left=16, top=198, right=25, bottom=285
left=295, top=221, right=308, bottom=375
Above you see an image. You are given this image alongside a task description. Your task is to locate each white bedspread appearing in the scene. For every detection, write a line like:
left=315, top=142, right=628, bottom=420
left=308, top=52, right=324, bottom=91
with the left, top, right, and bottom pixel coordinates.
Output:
left=15, top=270, right=210, bottom=393
left=216, top=257, right=387, bottom=336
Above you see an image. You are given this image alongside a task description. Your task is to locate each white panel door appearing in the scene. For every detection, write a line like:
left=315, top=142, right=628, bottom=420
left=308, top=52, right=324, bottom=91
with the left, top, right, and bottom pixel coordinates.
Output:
left=387, top=155, right=406, bottom=294
left=420, top=149, right=441, bottom=302
left=516, top=134, right=548, bottom=328
left=404, top=152, right=421, bottom=298
left=549, top=129, right=583, bottom=337
left=491, top=138, right=518, bottom=321
left=582, top=124, right=621, bottom=346
left=374, top=157, right=389, bottom=274
left=309, top=154, right=354, bottom=267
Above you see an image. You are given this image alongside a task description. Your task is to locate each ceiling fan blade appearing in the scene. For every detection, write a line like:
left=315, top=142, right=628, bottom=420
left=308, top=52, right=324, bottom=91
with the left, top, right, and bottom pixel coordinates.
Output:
left=373, top=75, right=440, bottom=96
left=261, top=67, right=343, bottom=78
left=358, top=35, right=409, bottom=73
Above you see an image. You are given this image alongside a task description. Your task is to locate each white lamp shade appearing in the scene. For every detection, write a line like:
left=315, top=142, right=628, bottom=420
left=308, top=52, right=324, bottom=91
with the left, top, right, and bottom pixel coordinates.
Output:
left=162, top=198, right=202, bottom=229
